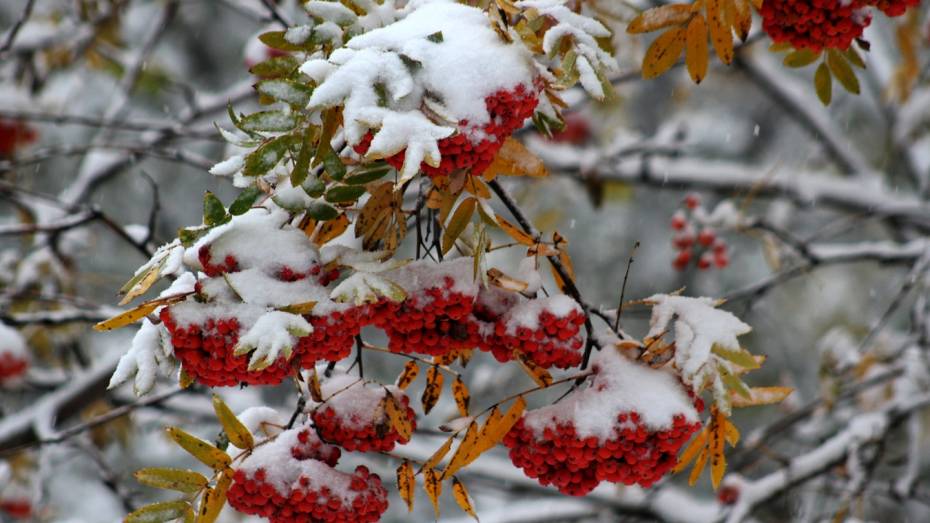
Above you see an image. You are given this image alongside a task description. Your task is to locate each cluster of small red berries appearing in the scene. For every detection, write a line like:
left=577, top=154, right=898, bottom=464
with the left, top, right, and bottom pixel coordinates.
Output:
left=312, top=394, right=416, bottom=452
left=0, top=119, right=37, bottom=158
left=354, top=83, right=539, bottom=178
left=761, top=0, right=872, bottom=52
left=0, top=499, right=31, bottom=520
left=296, top=308, right=365, bottom=368
left=0, top=351, right=28, bottom=382
left=291, top=427, right=341, bottom=466
left=871, top=0, right=919, bottom=16
left=278, top=265, right=341, bottom=286
left=200, top=246, right=340, bottom=286
left=384, top=277, right=480, bottom=356
left=160, top=309, right=293, bottom=387
left=227, top=464, right=387, bottom=523
left=483, top=307, right=586, bottom=369
left=504, top=410, right=701, bottom=495
left=671, top=194, right=729, bottom=271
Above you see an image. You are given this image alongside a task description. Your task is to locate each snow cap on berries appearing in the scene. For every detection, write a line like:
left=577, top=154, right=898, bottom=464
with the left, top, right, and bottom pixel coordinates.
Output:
left=523, top=346, right=700, bottom=439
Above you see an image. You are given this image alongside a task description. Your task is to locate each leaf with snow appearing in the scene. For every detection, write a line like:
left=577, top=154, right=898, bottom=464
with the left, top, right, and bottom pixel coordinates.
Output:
left=233, top=311, right=311, bottom=371
left=109, top=319, right=175, bottom=396
left=330, top=272, right=406, bottom=305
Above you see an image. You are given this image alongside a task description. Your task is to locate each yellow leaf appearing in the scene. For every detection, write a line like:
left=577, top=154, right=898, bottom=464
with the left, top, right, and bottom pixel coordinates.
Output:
left=165, top=427, right=231, bottom=471
left=730, top=386, right=793, bottom=408
left=125, top=500, right=193, bottom=523
left=443, top=421, right=479, bottom=479
left=197, top=470, right=231, bottom=523
left=385, top=393, right=414, bottom=441
left=179, top=369, right=195, bottom=389
left=674, top=429, right=707, bottom=473
left=627, top=4, right=693, bottom=34
left=706, top=0, right=733, bottom=64
left=422, top=437, right=455, bottom=472
left=396, top=361, right=419, bottom=390
left=212, top=395, right=254, bottom=450
left=688, top=448, right=709, bottom=486
left=451, top=477, right=478, bottom=520
left=421, top=365, right=444, bottom=415
left=423, top=468, right=442, bottom=519
left=442, top=197, right=476, bottom=255
left=119, top=257, right=166, bottom=305
left=843, top=47, right=865, bottom=69
left=133, top=468, right=209, bottom=494
left=397, top=460, right=415, bottom=512
left=685, top=15, right=709, bottom=84
left=723, top=418, right=740, bottom=446
left=464, top=176, right=491, bottom=199
left=516, top=352, right=553, bottom=387
left=315, top=214, right=350, bottom=245
left=827, top=49, right=860, bottom=94
left=783, top=48, right=821, bottom=68
left=452, top=376, right=470, bottom=417
left=94, top=294, right=187, bottom=331
left=642, top=27, right=687, bottom=79
left=491, top=396, right=526, bottom=444
left=815, top=62, right=832, bottom=105
left=484, top=137, right=548, bottom=179
left=473, top=406, right=503, bottom=456
left=308, top=368, right=323, bottom=402
left=486, top=268, right=529, bottom=293
left=729, top=0, right=751, bottom=41
left=277, top=301, right=317, bottom=315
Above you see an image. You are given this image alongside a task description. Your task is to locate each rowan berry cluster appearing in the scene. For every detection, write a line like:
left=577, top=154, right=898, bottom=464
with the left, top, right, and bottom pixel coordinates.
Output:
left=504, top=348, right=702, bottom=495
left=0, top=324, right=29, bottom=384
left=871, top=0, right=919, bottom=16
left=670, top=194, right=730, bottom=271
left=761, top=0, right=873, bottom=52
left=354, top=83, right=540, bottom=179
left=0, top=351, right=28, bottom=383
left=227, top=426, right=388, bottom=523
left=311, top=378, right=416, bottom=452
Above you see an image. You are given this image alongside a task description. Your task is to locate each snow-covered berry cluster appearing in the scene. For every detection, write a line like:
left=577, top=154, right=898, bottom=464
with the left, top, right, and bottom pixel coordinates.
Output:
left=0, top=323, right=29, bottom=384
left=761, top=0, right=872, bottom=52
left=477, top=289, right=586, bottom=369
left=504, top=348, right=702, bottom=495
left=227, top=426, right=388, bottom=523
left=354, top=82, right=540, bottom=179
left=384, top=275, right=481, bottom=356
left=311, top=374, right=416, bottom=452
left=670, top=194, right=731, bottom=271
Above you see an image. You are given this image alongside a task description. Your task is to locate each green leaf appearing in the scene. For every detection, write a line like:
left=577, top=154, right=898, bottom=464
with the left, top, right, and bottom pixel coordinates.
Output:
left=125, top=500, right=192, bottom=523
left=258, top=31, right=315, bottom=52
left=827, top=49, right=859, bottom=94
left=306, top=201, right=340, bottom=221
left=178, top=226, right=209, bottom=247
left=243, top=135, right=291, bottom=176
left=843, top=48, right=866, bottom=69
left=718, top=364, right=752, bottom=399
left=226, top=101, right=240, bottom=128
left=229, top=187, right=263, bottom=215
left=814, top=62, right=832, bottom=105
left=301, top=174, right=326, bottom=198
left=783, top=48, right=821, bottom=68
left=345, top=163, right=393, bottom=185
left=238, top=110, right=298, bottom=133
left=134, top=468, right=209, bottom=494
left=249, top=55, right=301, bottom=78
left=203, top=192, right=229, bottom=227
left=256, top=79, right=314, bottom=106
left=320, top=144, right=347, bottom=180
left=291, top=125, right=316, bottom=187
left=427, top=31, right=444, bottom=43
left=324, top=185, right=366, bottom=204
left=442, top=197, right=476, bottom=254
left=711, top=344, right=760, bottom=370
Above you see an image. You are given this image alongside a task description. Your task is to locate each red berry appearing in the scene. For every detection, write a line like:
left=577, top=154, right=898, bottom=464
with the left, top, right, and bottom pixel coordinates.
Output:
left=761, top=0, right=871, bottom=52
left=673, top=249, right=692, bottom=271
left=684, top=193, right=701, bottom=209
left=714, top=253, right=730, bottom=269
left=670, top=212, right=687, bottom=231
left=697, top=228, right=715, bottom=247
left=872, top=0, right=918, bottom=16
left=697, top=253, right=712, bottom=270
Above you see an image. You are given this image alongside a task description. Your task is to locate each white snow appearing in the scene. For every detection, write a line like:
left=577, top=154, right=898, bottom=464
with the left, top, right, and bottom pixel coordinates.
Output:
left=235, top=311, right=312, bottom=370
left=237, top=406, right=286, bottom=442
left=645, top=294, right=752, bottom=386
left=523, top=347, right=698, bottom=439
left=382, top=257, right=478, bottom=299
left=108, top=319, right=173, bottom=395
left=209, top=154, right=245, bottom=177
left=502, top=294, right=580, bottom=333
left=313, top=373, right=407, bottom=430
left=0, top=322, right=28, bottom=361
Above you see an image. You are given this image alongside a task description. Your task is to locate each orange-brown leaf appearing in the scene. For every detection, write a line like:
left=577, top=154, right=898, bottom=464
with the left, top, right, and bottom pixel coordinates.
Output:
left=421, top=365, right=444, bottom=415
left=422, top=437, right=454, bottom=472
left=495, top=215, right=536, bottom=246
left=442, top=197, right=476, bottom=255
left=452, top=376, right=470, bottom=417
left=315, top=214, right=350, bottom=245
left=685, top=15, right=709, bottom=84
left=627, top=4, right=693, bottom=34
left=730, top=386, right=793, bottom=408
left=517, top=352, right=553, bottom=387
left=396, top=360, right=419, bottom=390
left=642, top=27, right=687, bottom=79
left=674, top=429, right=707, bottom=473
left=706, top=0, right=734, bottom=64
left=442, top=421, right=479, bottom=479
left=451, top=477, right=478, bottom=520
left=385, top=394, right=414, bottom=441
left=484, top=137, right=548, bottom=178
left=423, top=468, right=442, bottom=518
left=308, top=368, right=323, bottom=402
left=709, top=410, right=727, bottom=489
left=397, top=460, right=415, bottom=512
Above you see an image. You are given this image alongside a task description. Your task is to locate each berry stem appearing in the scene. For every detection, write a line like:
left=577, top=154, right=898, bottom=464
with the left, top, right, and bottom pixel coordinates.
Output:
left=613, top=241, right=640, bottom=333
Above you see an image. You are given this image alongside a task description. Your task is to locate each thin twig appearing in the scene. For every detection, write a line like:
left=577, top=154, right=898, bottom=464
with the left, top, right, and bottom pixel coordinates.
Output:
left=613, top=241, right=639, bottom=332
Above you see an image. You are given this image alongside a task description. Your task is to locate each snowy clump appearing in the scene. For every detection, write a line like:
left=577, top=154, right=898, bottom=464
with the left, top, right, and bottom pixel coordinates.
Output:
left=515, top=0, right=618, bottom=98
left=312, top=373, right=406, bottom=431
left=108, top=319, right=174, bottom=395
left=0, top=322, right=29, bottom=383
left=235, top=311, right=312, bottom=370
left=237, top=406, right=286, bottom=442
left=524, top=347, right=699, bottom=438
left=382, top=257, right=479, bottom=299
left=302, top=0, right=537, bottom=180
left=645, top=294, right=752, bottom=387
left=502, top=295, right=580, bottom=333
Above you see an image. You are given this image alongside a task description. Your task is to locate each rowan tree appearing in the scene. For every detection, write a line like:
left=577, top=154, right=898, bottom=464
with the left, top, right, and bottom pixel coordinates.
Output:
left=0, top=1, right=929, bottom=522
